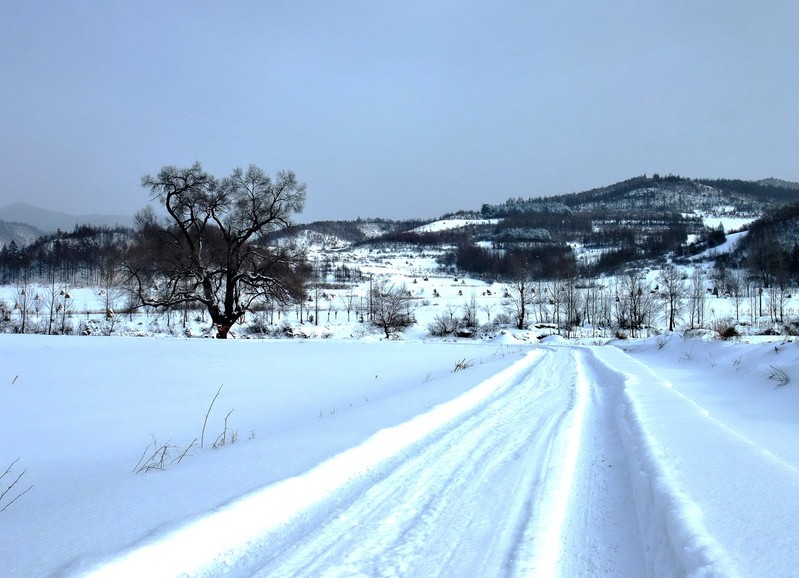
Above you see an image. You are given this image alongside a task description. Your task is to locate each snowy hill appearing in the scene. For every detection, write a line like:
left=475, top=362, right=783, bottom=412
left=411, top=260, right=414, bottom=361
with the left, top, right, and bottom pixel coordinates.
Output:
left=564, top=175, right=795, bottom=216
left=756, top=177, right=799, bottom=190
left=0, top=219, right=42, bottom=248
left=411, top=218, right=499, bottom=233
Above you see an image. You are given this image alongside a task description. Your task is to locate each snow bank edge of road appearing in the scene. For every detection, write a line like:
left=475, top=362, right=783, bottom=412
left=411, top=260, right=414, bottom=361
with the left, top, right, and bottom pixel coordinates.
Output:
left=588, top=346, right=740, bottom=577
left=78, top=349, right=545, bottom=578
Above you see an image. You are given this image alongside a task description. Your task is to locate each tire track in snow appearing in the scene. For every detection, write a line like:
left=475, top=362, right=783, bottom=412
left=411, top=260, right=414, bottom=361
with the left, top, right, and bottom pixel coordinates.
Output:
left=82, top=349, right=548, bottom=577
left=552, top=348, right=646, bottom=576
left=246, top=347, right=646, bottom=578
left=83, top=347, right=648, bottom=577
left=251, top=348, right=577, bottom=578
left=502, top=347, right=646, bottom=577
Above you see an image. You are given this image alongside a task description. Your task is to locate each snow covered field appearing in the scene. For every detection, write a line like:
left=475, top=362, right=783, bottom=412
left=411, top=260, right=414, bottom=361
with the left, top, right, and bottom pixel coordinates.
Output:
left=2, top=231, right=799, bottom=576
left=2, top=332, right=798, bottom=577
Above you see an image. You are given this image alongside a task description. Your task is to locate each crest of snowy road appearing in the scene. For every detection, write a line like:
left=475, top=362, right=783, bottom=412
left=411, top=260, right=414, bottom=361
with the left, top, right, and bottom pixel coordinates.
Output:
left=87, top=347, right=646, bottom=577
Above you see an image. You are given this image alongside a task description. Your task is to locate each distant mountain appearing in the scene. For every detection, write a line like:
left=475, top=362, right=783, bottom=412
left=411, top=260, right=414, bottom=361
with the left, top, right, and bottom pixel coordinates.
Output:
left=480, top=175, right=799, bottom=220
left=756, top=178, right=799, bottom=190
left=0, top=203, right=134, bottom=234
left=0, top=220, right=43, bottom=248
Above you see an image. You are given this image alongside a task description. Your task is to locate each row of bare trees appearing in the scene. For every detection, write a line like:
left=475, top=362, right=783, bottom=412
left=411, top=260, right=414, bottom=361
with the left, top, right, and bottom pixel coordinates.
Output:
left=499, top=258, right=799, bottom=337
left=499, top=266, right=746, bottom=337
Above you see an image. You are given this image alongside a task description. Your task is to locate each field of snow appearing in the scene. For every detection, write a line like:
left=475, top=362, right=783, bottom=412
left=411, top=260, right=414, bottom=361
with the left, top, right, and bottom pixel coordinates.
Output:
left=2, top=331, right=798, bottom=576
left=411, top=218, right=500, bottom=233
left=698, top=214, right=755, bottom=233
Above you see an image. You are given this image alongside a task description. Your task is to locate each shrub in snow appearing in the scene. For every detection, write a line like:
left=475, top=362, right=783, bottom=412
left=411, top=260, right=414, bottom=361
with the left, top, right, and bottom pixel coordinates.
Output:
left=767, top=365, right=790, bottom=387
left=428, top=306, right=463, bottom=337
left=245, top=311, right=272, bottom=336
left=784, top=320, right=799, bottom=336
left=493, top=312, right=513, bottom=326
left=1, top=457, right=33, bottom=513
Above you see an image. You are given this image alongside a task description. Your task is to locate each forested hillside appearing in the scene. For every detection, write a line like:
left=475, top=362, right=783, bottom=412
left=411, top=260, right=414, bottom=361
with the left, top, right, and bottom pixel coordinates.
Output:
left=2, top=175, right=798, bottom=321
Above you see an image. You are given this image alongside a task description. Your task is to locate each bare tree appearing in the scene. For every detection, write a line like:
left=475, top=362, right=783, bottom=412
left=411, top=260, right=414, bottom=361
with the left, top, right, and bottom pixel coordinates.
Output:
left=462, top=293, right=478, bottom=328
left=533, top=281, right=552, bottom=324
left=581, top=279, right=605, bottom=337
left=658, top=265, right=687, bottom=331
left=728, top=268, right=746, bottom=322
left=311, top=283, right=322, bottom=326
left=767, top=284, right=790, bottom=324
left=617, top=272, right=654, bottom=337
left=44, top=274, right=60, bottom=335
left=554, top=277, right=582, bottom=337
left=748, top=284, right=760, bottom=324
left=502, top=262, right=535, bottom=330
left=13, top=283, right=31, bottom=334
left=479, top=301, right=496, bottom=324
left=98, top=236, right=127, bottom=323
left=339, top=291, right=357, bottom=322
left=126, top=163, right=308, bottom=338
left=371, top=279, right=416, bottom=338
left=59, top=288, right=73, bottom=334
left=687, top=269, right=708, bottom=329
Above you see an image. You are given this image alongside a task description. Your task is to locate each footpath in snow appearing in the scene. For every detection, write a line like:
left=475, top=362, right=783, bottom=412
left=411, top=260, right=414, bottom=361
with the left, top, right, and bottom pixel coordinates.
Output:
left=80, top=343, right=799, bottom=577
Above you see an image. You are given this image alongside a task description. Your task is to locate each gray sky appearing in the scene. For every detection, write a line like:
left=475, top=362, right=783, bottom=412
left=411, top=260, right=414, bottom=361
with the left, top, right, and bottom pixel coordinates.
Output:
left=1, top=1, right=798, bottom=223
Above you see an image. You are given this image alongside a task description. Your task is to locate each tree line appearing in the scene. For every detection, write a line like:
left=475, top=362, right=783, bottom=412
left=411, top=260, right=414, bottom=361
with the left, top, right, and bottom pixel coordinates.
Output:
left=0, top=225, right=130, bottom=286
left=2, top=163, right=799, bottom=339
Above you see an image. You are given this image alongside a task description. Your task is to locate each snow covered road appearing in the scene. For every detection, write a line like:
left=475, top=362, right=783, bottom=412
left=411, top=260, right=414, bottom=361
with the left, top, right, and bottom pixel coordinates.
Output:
left=85, top=347, right=644, bottom=577
left=245, top=348, right=644, bottom=577
left=81, top=343, right=799, bottom=577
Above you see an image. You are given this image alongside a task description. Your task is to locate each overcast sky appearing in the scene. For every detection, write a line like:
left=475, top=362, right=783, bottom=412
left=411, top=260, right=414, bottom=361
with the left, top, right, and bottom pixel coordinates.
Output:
left=1, top=1, right=798, bottom=223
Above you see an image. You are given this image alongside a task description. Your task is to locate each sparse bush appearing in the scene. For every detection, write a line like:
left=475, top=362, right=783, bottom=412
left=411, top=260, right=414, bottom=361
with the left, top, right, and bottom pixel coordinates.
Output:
left=370, top=279, right=416, bottom=338
left=452, top=358, right=473, bottom=372
left=493, top=312, right=513, bottom=326
left=784, top=320, right=799, bottom=336
left=246, top=311, right=272, bottom=335
left=134, top=436, right=191, bottom=473
left=715, top=323, right=739, bottom=340
left=135, top=384, right=243, bottom=474
left=212, top=409, right=237, bottom=449
left=767, top=365, right=790, bottom=387
left=1, top=458, right=34, bottom=513
left=679, top=344, right=695, bottom=363
left=428, top=306, right=463, bottom=337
